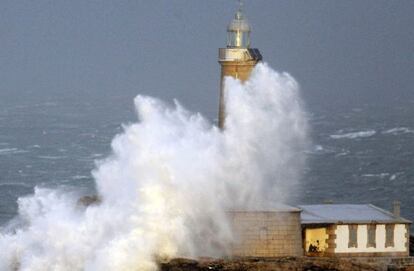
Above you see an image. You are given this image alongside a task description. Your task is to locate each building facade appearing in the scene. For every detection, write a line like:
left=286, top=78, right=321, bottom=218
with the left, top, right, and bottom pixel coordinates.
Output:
left=300, top=204, right=411, bottom=257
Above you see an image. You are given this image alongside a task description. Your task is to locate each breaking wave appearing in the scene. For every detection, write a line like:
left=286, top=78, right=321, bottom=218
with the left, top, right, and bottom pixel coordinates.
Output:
left=37, top=155, right=67, bottom=160
left=330, top=130, right=376, bottom=139
left=361, top=173, right=390, bottom=178
left=0, top=63, right=309, bottom=271
left=0, top=148, right=29, bottom=155
left=382, top=127, right=414, bottom=135
left=361, top=172, right=403, bottom=181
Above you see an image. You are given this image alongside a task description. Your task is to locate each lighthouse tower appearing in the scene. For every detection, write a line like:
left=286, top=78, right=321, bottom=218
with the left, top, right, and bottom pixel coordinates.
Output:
left=218, top=2, right=262, bottom=129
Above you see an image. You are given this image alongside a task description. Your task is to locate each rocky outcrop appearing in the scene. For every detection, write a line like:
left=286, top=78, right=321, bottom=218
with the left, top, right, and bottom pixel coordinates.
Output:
left=77, top=195, right=101, bottom=206
left=160, top=257, right=414, bottom=271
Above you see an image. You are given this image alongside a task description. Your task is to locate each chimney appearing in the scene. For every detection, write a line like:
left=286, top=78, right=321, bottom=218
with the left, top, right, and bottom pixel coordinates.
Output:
left=392, top=201, right=401, bottom=217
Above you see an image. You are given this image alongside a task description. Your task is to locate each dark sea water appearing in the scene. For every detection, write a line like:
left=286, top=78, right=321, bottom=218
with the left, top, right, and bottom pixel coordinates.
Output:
left=0, top=93, right=413, bottom=226
left=299, top=100, right=414, bottom=219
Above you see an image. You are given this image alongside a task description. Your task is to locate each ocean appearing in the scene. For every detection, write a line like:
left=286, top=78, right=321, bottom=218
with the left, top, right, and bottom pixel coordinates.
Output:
left=1, top=92, right=413, bottom=226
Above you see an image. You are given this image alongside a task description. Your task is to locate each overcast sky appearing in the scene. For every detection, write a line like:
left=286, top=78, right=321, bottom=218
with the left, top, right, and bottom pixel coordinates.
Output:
left=1, top=0, right=413, bottom=120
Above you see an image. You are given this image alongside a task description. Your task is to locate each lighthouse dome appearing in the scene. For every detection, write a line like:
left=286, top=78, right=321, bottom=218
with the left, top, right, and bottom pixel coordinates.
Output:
left=227, top=10, right=251, bottom=32
left=226, top=7, right=251, bottom=48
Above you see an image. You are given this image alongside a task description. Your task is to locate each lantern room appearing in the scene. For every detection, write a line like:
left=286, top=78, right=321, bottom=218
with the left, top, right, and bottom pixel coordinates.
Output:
left=226, top=5, right=251, bottom=48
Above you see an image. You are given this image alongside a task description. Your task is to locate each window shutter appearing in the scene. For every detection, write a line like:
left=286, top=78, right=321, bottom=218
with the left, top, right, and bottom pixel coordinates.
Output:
left=348, top=225, right=358, bottom=248
left=385, top=224, right=395, bottom=247
left=367, top=224, right=376, bottom=248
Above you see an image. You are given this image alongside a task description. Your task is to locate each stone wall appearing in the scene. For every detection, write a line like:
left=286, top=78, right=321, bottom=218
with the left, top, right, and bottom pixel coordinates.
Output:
left=228, top=211, right=303, bottom=257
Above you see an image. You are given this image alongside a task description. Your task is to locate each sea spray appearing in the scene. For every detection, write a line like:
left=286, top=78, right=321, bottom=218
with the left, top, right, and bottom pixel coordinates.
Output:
left=0, top=63, right=309, bottom=271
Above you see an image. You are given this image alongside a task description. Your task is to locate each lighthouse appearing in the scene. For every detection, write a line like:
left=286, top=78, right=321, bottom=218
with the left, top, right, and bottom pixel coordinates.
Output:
left=218, top=2, right=262, bottom=129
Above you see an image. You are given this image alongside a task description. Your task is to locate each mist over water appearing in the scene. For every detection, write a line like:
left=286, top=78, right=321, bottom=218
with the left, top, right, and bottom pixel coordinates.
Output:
left=0, top=63, right=308, bottom=270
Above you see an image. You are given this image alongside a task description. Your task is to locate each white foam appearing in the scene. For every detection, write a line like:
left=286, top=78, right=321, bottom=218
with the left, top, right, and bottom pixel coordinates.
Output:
left=382, top=127, right=414, bottom=135
left=37, top=155, right=67, bottom=160
left=335, top=150, right=350, bottom=157
left=312, top=145, right=325, bottom=154
left=305, top=144, right=335, bottom=155
left=0, top=148, right=29, bottom=155
left=389, top=172, right=404, bottom=181
left=330, top=130, right=376, bottom=139
left=72, top=175, right=89, bottom=180
left=361, top=173, right=390, bottom=178
left=0, top=63, right=309, bottom=271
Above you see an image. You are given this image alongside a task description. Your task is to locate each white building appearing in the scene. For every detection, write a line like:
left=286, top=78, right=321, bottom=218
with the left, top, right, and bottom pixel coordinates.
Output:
left=300, top=204, right=411, bottom=257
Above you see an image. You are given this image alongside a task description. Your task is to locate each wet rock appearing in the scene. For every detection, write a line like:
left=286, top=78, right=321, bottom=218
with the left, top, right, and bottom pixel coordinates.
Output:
left=77, top=195, right=101, bottom=206
left=160, top=257, right=395, bottom=271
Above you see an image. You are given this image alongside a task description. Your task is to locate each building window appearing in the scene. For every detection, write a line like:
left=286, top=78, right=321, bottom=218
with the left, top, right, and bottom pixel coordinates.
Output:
left=367, top=224, right=376, bottom=248
left=385, top=224, right=395, bottom=247
left=348, top=225, right=358, bottom=248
